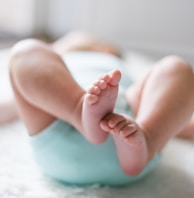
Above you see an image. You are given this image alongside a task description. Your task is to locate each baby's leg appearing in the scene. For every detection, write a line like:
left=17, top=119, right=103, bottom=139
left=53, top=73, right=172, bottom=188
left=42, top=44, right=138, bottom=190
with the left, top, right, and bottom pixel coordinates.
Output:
left=125, top=69, right=152, bottom=116
left=135, top=56, right=194, bottom=152
left=9, top=39, right=86, bottom=136
left=102, top=56, right=194, bottom=176
left=177, top=113, right=194, bottom=139
left=82, top=70, right=121, bottom=144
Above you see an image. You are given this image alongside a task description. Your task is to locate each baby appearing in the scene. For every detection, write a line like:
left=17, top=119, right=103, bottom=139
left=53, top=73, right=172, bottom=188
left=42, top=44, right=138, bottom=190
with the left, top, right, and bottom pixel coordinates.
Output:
left=1, top=31, right=194, bottom=185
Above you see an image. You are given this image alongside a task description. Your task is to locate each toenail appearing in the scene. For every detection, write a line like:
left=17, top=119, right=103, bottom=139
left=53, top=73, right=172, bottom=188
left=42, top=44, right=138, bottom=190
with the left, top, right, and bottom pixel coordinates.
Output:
left=129, top=124, right=137, bottom=131
left=120, top=130, right=128, bottom=137
left=120, top=124, right=137, bottom=136
left=93, top=86, right=100, bottom=93
left=103, top=75, right=109, bottom=82
left=100, top=80, right=106, bottom=89
left=108, top=120, right=115, bottom=127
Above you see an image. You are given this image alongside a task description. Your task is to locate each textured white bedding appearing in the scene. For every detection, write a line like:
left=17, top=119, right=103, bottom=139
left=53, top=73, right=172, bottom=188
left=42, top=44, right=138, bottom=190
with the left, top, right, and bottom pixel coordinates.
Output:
left=0, top=49, right=194, bottom=198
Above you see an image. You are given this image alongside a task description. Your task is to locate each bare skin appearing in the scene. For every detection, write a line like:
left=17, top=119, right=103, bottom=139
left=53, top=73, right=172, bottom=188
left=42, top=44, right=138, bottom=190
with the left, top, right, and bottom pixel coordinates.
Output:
left=82, top=70, right=121, bottom=143
left=100, top=113, right=148, bottom=175
left=177, top=114, right=194, bottom=139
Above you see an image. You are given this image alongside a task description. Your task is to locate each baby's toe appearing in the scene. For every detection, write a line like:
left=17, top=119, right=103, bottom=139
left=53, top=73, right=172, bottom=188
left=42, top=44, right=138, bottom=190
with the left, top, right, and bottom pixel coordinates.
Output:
left=94, top=79, right=107, bottom=90
left=100, top=120, right=111, bottom=132
left=108, top=70, right=121, bottom=86
left=85, top=94, right=98, bottom=104
left=88, top=86, right=101, bottom=95
left=99, top=74, right=110, bottom=82
left=120, top=124, right=137, bottom=137
left=107, top=115, right=126, bottom=128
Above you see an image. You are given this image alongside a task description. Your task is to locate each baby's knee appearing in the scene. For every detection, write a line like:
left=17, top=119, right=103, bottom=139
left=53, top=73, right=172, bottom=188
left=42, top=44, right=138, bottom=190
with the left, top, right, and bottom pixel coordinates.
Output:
left=9, top=39, right=49, bottom=90
left=156, top=55, right=193, bottom=78
left=10, top=39, right=43, bottom=68
left=9, top=39, right=48, bottom=77
left=11, top=39, right=46, bottom=58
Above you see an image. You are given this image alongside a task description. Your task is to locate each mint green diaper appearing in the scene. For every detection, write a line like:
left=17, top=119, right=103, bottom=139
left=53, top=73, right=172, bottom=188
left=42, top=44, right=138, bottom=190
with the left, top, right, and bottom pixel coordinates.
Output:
left=29, top=52, right=159, bottom=186
left=30, top=120, right=159, bottom=186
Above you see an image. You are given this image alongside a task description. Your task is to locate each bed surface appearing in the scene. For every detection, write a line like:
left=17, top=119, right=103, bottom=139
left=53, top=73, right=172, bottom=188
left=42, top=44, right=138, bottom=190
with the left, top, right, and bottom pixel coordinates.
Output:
left=0, top=49, right=194, bottom=198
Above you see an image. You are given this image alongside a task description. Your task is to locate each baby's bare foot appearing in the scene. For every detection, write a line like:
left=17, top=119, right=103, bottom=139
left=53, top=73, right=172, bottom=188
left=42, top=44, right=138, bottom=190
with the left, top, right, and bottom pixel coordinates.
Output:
left=82, top=70, right=121, bottom=144
left=100, top=113, right=149, bottom=175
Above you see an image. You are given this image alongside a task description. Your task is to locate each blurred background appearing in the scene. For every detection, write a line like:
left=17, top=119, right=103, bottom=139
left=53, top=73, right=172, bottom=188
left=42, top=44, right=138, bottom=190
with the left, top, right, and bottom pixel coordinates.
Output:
left=0, top=0, right=194, bottom=63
